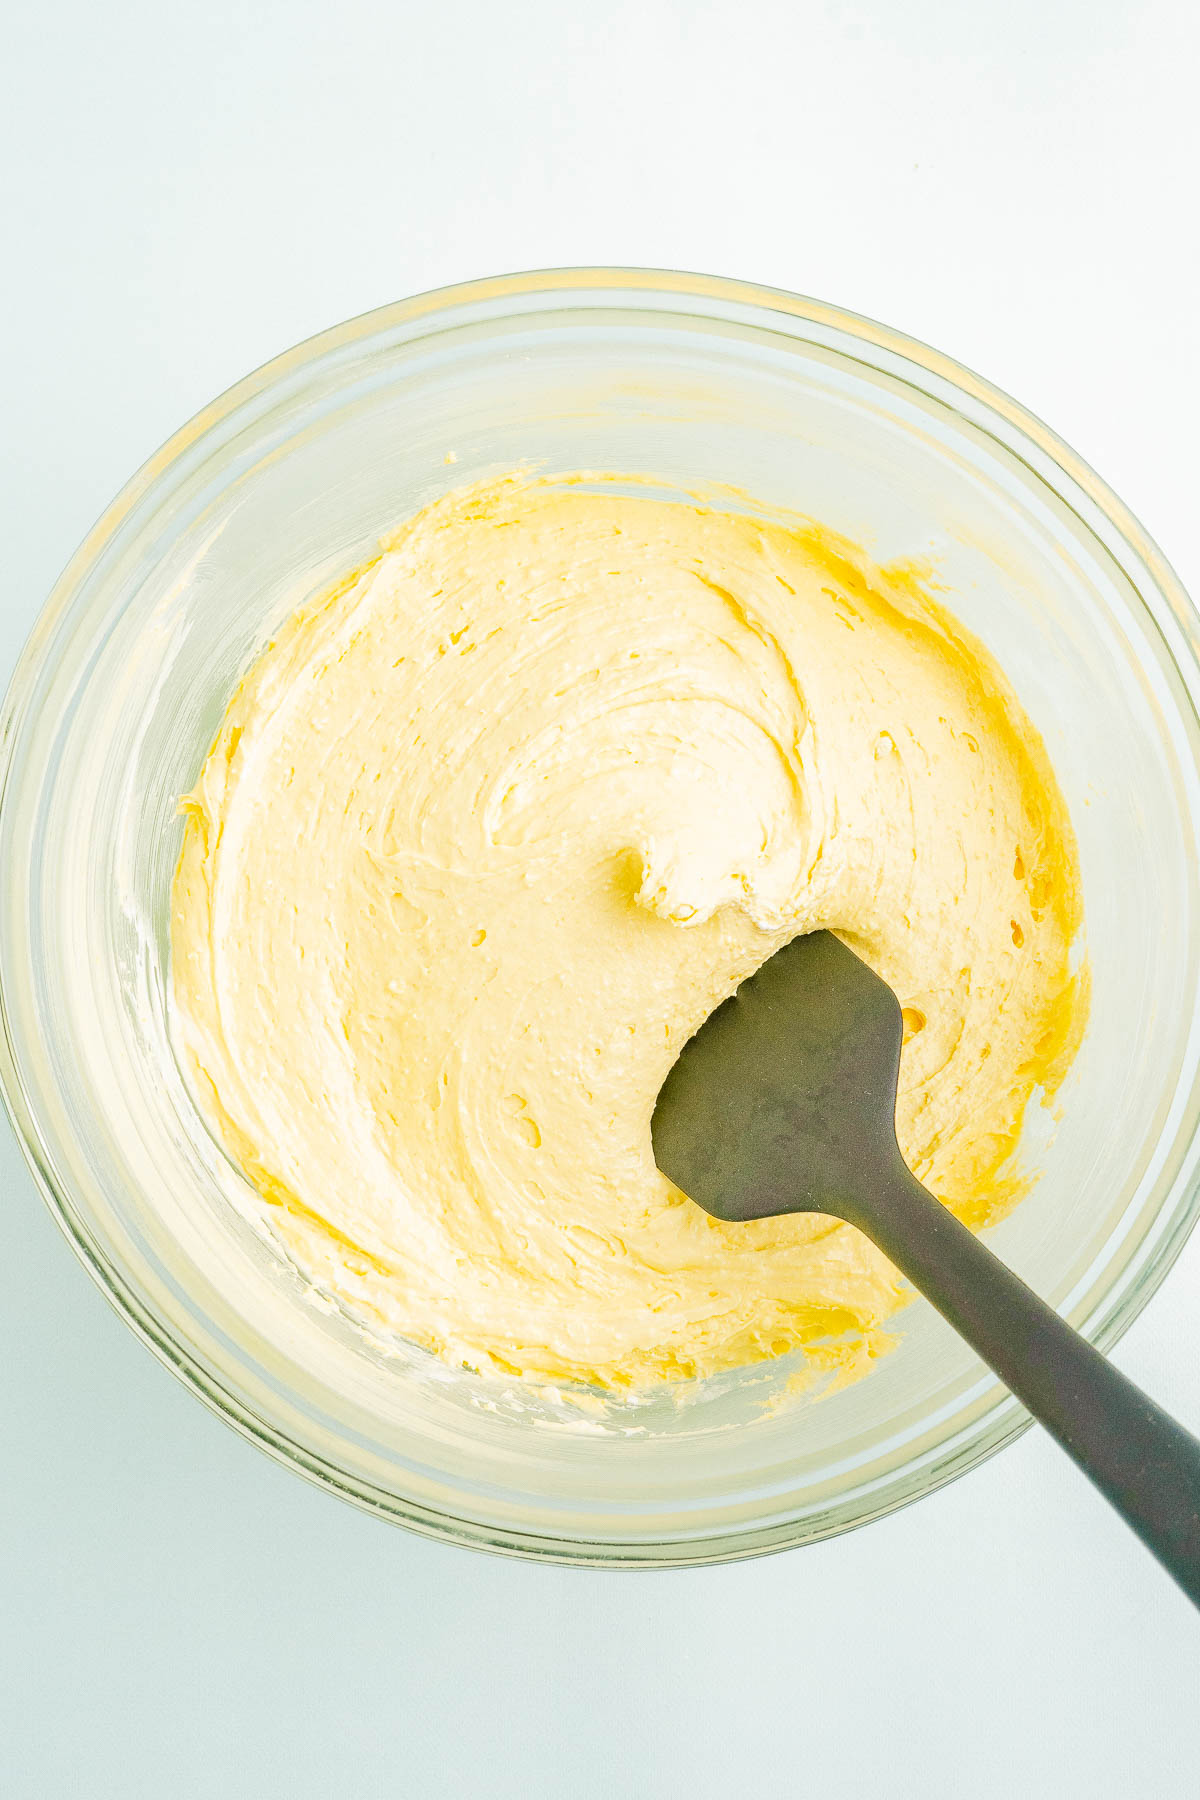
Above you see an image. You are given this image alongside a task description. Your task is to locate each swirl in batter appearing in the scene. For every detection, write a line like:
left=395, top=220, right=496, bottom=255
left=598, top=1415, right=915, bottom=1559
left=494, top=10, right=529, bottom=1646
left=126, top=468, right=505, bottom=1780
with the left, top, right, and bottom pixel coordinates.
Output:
left=172, top=474, right=1084, bottom=1389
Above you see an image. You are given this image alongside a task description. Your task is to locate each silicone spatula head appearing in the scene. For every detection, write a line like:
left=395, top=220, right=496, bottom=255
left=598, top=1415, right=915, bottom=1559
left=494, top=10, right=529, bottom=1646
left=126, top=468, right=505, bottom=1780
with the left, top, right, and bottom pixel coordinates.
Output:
left=651, top=929, right=907, bottom=1225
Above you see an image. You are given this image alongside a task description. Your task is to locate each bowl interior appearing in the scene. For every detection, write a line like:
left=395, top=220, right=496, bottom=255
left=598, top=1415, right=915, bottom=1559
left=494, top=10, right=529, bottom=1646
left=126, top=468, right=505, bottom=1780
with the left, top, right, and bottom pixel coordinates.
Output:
left=5, top=275, right=1200, bottom=1562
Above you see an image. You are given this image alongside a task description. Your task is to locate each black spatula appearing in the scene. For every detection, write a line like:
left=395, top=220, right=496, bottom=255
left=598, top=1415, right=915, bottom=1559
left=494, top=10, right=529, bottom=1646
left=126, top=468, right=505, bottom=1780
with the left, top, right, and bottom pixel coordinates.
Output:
left=652, top=930, right=1200, bottom=1605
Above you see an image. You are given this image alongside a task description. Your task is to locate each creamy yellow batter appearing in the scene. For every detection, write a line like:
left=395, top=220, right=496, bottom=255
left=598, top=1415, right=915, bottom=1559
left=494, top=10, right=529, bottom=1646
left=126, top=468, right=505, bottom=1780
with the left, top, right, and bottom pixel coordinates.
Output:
left=171, top=473, right=1084, bottom=1391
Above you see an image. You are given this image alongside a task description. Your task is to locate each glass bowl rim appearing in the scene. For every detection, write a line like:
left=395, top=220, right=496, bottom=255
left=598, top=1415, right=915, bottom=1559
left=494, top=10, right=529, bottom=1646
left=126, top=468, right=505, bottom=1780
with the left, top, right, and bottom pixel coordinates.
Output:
left=3, top=264, right=1200, bottom=1566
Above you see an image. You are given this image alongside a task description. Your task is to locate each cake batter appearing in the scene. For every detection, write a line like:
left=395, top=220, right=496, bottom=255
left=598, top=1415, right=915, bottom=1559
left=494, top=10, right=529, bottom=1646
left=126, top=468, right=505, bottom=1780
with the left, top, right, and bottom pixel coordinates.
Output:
left=171, top=474, right=1084, bottom=1389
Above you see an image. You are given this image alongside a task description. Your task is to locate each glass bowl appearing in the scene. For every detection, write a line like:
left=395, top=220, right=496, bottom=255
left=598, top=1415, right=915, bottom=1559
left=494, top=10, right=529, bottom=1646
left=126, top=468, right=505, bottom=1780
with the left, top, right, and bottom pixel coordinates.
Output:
left=3, top=269, right=1200, bottom=1567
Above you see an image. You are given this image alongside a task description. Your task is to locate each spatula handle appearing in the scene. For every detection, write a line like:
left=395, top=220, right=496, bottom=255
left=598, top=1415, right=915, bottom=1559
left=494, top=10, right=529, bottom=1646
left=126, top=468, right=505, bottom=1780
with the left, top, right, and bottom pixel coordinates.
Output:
left=856, top=1162, right=1200, bottom=1608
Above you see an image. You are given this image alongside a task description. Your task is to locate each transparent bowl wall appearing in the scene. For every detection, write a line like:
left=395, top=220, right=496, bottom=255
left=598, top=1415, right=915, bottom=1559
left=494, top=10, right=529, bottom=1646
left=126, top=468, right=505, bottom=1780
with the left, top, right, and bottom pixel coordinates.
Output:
left=3, top=270, right=1200, bottom=1565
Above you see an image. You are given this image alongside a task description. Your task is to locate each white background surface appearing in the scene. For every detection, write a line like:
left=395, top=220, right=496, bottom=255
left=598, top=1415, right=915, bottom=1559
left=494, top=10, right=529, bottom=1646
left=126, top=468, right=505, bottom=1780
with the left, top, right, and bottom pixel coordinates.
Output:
left=3, top=3, right=1199, bottom=1794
